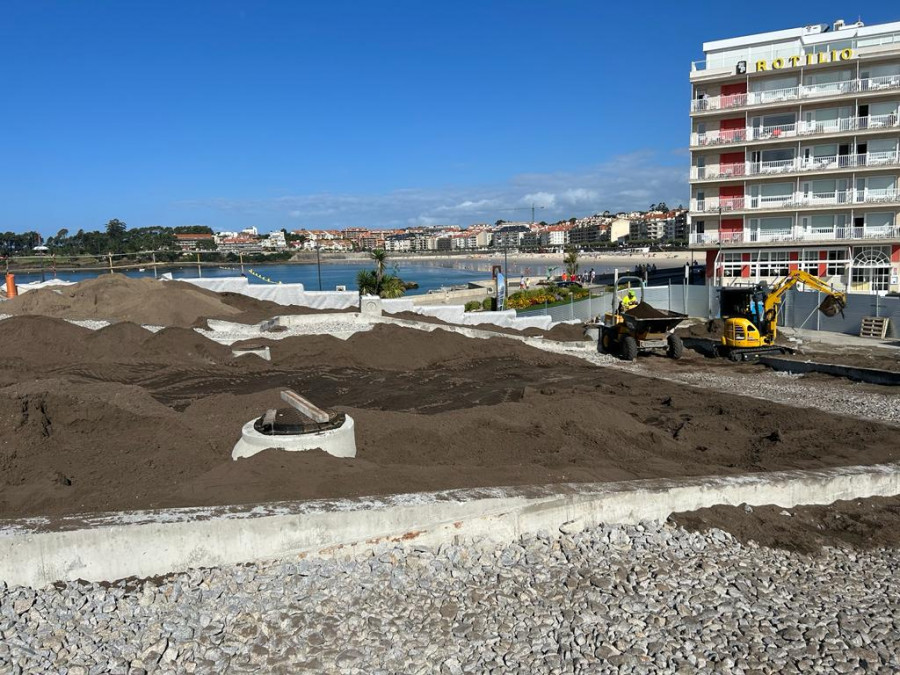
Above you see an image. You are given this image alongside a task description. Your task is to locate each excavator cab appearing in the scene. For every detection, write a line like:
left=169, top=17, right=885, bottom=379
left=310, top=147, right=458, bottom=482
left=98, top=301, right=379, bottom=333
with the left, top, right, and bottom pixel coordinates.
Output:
left=719, top=286, right=767, bottom=350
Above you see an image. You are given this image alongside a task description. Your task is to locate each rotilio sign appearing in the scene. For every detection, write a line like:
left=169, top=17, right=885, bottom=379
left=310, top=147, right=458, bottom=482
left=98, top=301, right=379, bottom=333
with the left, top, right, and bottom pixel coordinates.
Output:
left=754, top=48, right=854, bottom=71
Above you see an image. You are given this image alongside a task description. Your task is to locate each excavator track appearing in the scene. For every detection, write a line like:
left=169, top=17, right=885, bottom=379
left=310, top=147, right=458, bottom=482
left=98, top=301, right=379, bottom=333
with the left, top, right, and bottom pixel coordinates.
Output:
left=717, top=345, right=795, bottom=362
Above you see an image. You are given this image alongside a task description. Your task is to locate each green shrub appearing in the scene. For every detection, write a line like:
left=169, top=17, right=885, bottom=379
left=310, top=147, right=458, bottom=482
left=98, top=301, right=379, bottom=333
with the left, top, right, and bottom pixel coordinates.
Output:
left=464, top=300, right=481, bottom=312
left=482, top=297, right=492, bottom=311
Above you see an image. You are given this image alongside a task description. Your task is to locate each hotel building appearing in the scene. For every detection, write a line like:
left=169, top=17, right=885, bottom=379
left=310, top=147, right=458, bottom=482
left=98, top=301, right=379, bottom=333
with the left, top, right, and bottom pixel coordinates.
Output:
left=689, top=19, right=900, bottom=293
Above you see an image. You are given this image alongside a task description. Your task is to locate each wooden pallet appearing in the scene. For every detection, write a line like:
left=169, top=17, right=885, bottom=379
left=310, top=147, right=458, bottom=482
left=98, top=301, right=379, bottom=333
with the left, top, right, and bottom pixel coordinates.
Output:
left=859, top=316, right=890, bottom=339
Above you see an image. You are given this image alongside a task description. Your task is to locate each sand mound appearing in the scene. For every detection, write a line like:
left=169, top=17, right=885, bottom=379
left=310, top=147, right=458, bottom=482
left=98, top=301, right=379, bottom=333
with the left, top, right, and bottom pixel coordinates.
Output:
left=677, top=319, right=725, bottom=340
left=625, top=301, right=669, bottom=319
left=0, top=316, right=96, bottom=363
left=3, top=275, right=244, bottom=327
left=136, top=327, right=235, bottom=363
left=672, top=497, right=900, bottom=553
left=237, top=324, right=578, bottom=371
left=84, top=322, right=154, bottom=359
left=0, top=379, right=222, bottom=515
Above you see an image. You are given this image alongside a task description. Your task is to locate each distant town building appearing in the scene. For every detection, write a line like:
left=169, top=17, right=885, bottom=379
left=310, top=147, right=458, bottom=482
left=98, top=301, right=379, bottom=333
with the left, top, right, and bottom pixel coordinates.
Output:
left=174, top=233, right=215, bottom=251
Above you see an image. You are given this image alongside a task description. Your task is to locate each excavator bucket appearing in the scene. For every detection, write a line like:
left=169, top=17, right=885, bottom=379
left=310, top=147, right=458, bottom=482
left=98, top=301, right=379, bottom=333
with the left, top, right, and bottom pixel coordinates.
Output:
left=818, top=295, right=846, bottom=318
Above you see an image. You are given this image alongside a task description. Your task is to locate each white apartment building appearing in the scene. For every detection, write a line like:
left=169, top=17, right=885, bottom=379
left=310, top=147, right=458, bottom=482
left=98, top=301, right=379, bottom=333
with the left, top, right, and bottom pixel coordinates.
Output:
left=540, top=226, right=571, bottom=247
left=690, top=18, right=900, bottom=293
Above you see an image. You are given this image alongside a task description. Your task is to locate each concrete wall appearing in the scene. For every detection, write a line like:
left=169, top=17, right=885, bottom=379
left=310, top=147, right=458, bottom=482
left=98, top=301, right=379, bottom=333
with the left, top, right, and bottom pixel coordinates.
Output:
left=169, top=276, right=359, bottom=310
left=2, top=463, right=898, bottom=588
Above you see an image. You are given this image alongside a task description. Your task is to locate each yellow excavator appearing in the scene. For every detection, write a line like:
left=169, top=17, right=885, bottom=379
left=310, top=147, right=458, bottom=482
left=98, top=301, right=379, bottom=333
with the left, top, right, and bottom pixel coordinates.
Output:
left=717, top=269, right=847, bottom=361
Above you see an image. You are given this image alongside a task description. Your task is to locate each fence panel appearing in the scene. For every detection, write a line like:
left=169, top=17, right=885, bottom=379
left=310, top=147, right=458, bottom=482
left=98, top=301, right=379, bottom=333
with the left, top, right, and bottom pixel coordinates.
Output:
left=513, top=284, right=900, bottom=337
left=781, top=290, right=899, bottom=337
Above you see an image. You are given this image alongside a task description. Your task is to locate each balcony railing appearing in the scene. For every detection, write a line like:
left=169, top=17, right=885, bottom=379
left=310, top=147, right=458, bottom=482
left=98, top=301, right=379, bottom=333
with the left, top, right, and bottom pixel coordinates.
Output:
left=691, top=74, right=900, bottom=113
left=691, top=112, right=900, bottom=147
left=691, top=151, right=900, bottom=180
left=689, top=225, right=900, bottom=245
left=691, top=188, right=900, bottom=213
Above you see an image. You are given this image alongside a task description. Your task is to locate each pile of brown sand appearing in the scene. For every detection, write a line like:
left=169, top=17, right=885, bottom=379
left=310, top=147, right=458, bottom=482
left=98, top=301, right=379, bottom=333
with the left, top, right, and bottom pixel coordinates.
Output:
left=235, top=323, right=578, bottom=371
left=0, top=316, right=234, bottom=365
left=671, top=497, right=900, bottom=553
left=211, top=292, right=354, bottom=326
left=624, top=301, right=669, bottom=319
left=676, top=319, right=725, bottom=340
left=390, top=310, right=590, bottom=342
left=3, top=276, right=244, bottom=327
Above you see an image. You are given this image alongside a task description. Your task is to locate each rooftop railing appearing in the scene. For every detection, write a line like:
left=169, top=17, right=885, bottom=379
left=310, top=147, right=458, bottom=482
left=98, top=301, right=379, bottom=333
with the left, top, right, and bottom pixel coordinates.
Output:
left=691, top=74, right=900, bottom=112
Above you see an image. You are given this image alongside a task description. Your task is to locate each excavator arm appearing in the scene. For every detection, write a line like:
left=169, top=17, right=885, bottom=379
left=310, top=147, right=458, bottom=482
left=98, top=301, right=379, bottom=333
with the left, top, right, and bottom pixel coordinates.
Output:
left=760, top=270, right=847, bottom=340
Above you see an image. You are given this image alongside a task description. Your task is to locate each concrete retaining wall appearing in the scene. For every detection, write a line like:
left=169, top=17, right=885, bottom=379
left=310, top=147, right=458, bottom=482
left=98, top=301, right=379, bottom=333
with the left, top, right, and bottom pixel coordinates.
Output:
left=169, top=276, right=359, bottom=310
left=2, top=463, right=898, bottom=588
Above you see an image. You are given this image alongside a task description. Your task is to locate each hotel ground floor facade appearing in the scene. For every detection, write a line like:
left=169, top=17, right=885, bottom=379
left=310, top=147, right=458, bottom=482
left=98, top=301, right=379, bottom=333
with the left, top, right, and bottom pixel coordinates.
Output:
left=691, top=207, right=900, bottom=293
left=698, top=238, right=900, bottom=294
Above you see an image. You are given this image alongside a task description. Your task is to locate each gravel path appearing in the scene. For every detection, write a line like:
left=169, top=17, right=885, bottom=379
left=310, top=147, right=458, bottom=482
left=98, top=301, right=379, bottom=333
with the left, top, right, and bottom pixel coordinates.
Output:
left=2, top=522, right=898, bottom=674
left=529, top=341, right=900, bottom=427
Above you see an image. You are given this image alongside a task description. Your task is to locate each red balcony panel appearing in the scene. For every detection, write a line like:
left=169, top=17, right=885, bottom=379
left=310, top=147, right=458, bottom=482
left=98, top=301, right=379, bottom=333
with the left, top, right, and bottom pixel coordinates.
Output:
left=706, top=250, right=717, bottom=278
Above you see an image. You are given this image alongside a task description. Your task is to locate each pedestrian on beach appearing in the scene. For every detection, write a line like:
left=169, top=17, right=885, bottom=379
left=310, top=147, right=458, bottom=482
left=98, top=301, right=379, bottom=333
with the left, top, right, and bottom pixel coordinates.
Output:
left=519, top=274, right=526, bottom=290
left=589, top=268, right=595, bottom=284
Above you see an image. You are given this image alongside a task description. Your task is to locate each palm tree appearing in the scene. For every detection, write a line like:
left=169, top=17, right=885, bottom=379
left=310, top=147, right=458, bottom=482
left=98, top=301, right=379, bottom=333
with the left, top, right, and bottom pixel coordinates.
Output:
left=564, top=246, right=579, bottom=277
left=356, top=269, right=378, bottom=295
left=378, top=275, right=405, bottom=299
left=370, top=249, right=387, bottom=289
left=357, top=248, right=409, bottom=298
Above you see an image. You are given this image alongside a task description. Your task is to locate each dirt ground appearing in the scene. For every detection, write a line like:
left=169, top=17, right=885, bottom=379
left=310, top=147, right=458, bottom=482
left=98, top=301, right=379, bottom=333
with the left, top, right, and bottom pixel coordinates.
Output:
left=0, top=277, right=897, bottom=521
left=0, top=305, right=898, bottom=519
left=671, top=497, right=900, bottom=553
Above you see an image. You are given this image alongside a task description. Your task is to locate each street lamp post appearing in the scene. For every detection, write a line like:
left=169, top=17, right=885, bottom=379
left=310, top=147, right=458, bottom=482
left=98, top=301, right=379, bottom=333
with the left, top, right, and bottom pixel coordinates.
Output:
left=316, top=245, right=322, bottom=291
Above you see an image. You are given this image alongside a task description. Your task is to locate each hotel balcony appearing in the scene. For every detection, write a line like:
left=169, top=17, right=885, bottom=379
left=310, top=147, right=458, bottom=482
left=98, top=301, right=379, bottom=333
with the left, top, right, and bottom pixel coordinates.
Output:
left=690, top=112, right=900, bottom=148
left=689, top=224, right=900, bottom=247
left=690, top=151, right=900, bottom=182
left=690, top=188, right=900, bottom=215
left=690, top=74, right=900, bottom=114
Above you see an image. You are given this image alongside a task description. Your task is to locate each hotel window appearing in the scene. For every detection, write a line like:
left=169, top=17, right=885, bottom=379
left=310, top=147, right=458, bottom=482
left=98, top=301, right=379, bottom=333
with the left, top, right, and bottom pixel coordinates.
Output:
left=851, top=246, right=891, bottom=292
left=752, top=251, right=790, bottom=277
left=865, top=212, right=896, bottom=233
left=868, top=138, right=899, bottom=164
left=749, top=74, right=799, bottom=93
left=803, top=68, right=852, bottom=86
left=826, top=250, right=845, bottom=276
left=806, top=40, right=853, bottom=56
left=749, top=182, right=792, bottom=207
left=750, top=216, right=793, bottom=235
left=799, top=249, right=820, bottom=272
left=723, top=252, right=742, bottom=277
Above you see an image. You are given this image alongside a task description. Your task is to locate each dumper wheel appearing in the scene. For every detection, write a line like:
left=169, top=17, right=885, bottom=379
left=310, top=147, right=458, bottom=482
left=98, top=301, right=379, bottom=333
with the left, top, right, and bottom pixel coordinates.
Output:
left=667, top=334, right=684, bottom=360
left=599, top=327, right=613, bottom=354
left=621, top=336, right=638, bottom=361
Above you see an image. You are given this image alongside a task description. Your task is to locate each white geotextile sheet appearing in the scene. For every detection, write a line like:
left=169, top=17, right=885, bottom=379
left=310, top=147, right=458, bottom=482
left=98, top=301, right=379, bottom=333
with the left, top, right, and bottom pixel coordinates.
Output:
left=168, top=276, right=358, bottom=309
left=384, top=303, right=554, bottom=331
left=15, top=279, right=75, bottom=294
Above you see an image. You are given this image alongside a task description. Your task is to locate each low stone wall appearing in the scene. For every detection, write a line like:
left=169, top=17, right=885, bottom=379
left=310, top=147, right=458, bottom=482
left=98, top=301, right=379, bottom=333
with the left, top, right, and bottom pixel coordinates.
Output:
left=2, top=463, right=898, bottom=587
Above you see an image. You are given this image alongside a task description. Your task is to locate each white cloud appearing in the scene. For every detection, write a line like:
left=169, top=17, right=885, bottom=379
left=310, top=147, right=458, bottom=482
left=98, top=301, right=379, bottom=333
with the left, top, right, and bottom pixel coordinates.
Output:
left=178, top=151, right=688, bottom=229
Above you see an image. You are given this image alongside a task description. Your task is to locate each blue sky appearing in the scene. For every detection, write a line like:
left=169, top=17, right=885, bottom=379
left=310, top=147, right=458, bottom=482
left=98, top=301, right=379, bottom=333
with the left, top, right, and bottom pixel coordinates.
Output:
left=2, top=1, right=896, bottom=234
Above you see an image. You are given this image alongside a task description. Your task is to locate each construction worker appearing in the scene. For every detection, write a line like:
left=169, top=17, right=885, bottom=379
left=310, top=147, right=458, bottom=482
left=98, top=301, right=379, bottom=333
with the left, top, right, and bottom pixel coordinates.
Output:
left=620, top=289, right=638, bottom=312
